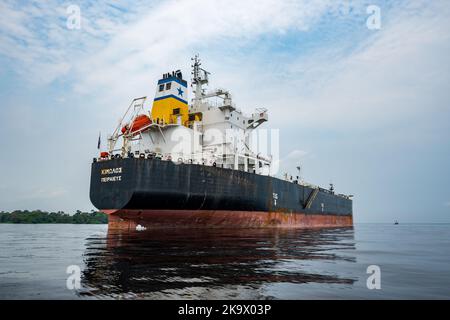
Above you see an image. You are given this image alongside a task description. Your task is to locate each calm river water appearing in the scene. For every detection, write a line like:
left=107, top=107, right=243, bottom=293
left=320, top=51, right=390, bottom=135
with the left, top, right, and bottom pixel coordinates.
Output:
left=0, top=224, right=449, bottom=299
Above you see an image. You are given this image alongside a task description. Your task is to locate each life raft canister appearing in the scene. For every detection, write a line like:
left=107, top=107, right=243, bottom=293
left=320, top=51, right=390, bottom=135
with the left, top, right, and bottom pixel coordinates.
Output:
left=121, top=114, right=152, bottom=135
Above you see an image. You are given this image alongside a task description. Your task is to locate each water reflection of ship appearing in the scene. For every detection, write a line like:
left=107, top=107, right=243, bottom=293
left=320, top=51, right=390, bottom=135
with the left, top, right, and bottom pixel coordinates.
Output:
left=80, top=227, right=356, bottom=299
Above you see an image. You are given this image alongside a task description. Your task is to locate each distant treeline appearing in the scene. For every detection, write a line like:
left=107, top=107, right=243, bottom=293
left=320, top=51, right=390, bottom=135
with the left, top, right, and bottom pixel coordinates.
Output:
left=0, top=210, right=108, bottom=224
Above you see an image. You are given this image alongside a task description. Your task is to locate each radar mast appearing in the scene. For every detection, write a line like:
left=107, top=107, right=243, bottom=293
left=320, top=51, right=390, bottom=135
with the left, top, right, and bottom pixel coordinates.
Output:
left=191, top=54, right=210, bottom=105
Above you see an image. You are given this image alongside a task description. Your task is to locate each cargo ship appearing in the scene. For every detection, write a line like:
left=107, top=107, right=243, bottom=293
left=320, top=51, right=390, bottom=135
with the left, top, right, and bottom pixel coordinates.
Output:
left=90, top=56, right=353, bottom=230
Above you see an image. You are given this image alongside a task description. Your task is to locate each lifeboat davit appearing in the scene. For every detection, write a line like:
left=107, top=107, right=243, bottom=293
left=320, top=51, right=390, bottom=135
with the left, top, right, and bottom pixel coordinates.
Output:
left=121, top=115, right=152, bottom=135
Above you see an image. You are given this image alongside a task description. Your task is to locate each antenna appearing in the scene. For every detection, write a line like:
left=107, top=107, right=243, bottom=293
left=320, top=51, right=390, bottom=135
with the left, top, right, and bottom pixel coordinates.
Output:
left=191, top=54, right=210, bottom=104
left=191, top=54, right=201, bottom=85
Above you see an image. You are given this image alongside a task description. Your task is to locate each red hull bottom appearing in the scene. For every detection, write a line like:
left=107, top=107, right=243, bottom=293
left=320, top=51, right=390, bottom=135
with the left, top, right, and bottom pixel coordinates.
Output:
left=103, top=209, right=353, bottom=231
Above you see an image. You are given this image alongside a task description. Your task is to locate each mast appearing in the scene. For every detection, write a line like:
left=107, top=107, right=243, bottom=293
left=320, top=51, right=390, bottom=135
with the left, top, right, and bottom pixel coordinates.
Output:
left=191, top=54, right=210, bottom=106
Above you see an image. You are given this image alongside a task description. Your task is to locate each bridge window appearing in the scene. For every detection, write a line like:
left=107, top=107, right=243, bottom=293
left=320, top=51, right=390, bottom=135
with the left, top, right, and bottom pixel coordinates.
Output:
left=159, top=84, right=164, bottom=92
left=166, top=83, right=172, bottom=90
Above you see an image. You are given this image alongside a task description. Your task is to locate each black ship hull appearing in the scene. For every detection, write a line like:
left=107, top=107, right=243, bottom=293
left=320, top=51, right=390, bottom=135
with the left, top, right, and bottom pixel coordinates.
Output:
left=90, top=158, right=353, bottom=229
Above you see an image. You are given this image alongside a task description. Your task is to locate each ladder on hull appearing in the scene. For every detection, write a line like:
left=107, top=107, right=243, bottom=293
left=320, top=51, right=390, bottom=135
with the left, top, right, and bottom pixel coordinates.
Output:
left=304, top=188, right=319, bottom=209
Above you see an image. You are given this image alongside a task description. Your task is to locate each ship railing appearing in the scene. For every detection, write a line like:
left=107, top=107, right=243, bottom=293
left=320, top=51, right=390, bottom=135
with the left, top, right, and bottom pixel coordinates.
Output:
left=298, top=180, right=353, bottom=199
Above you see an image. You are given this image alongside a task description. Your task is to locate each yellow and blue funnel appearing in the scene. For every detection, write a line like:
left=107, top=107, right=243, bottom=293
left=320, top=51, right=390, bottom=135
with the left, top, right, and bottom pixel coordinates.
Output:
left=151, top=70, right=188, bottom=126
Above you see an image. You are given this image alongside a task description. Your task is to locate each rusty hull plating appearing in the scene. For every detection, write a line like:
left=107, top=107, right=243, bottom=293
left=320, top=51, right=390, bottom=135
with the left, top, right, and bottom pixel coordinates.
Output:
left=106, top=210, right=353, bottom=231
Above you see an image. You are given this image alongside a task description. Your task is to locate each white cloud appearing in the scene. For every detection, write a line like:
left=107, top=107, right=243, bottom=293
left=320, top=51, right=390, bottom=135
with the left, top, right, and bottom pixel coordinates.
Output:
left=262, top=1, right=450, bottom=130
left=0, top=0, right=356, bottom=94
left=71, top=0, right=346, bottom=99
left=2, top=0, right=449, bottom=131
left=0, top=0, right=150, bottom=83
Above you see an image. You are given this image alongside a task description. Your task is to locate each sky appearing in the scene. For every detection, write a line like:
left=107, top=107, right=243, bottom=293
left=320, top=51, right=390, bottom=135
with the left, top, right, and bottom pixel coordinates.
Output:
left=0, top=0, right=449, bottom=223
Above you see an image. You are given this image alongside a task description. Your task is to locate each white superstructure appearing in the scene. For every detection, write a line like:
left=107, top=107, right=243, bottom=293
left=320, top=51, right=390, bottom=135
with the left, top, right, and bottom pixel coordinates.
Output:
left=105, top=55, right=272, bottom=175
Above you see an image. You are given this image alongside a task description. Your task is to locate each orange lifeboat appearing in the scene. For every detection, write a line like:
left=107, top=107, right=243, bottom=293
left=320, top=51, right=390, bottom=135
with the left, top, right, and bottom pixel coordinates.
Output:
left=121, top=115, right=152, bottom=135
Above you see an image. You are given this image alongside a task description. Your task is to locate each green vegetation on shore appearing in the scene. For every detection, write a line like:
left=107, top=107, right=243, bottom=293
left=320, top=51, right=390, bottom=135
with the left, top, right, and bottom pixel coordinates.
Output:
left=0, top=210, right=108, bottom=224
